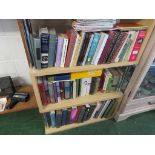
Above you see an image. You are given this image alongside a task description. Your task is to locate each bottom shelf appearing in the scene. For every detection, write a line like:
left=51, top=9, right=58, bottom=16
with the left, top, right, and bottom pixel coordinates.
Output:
left=45, top=117, right=111, bottom=134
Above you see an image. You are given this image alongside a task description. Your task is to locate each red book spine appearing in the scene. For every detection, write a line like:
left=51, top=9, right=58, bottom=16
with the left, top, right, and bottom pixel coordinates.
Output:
left=38, top=83, right=48, bottom=105
left=98, top=72, right=105, bottom=92
left=64, top=29, right=78, bottom=67
left=129, top=30, right=147, bottom=62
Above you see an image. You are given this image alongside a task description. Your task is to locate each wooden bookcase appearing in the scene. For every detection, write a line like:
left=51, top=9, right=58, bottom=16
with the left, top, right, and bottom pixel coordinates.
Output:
left=17, top=19, right=155, bottom=134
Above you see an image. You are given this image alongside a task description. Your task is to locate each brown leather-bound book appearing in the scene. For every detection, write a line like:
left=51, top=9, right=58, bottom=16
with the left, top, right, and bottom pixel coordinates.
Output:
left=98, top=31, right=120, bottom=64
left=98, top=72, right=105, bottom=92
left=77, top=33, right=91, bottom=66
left=64, top=29, right=78, bottom=67
left=59, top=81, right=65, bottom=100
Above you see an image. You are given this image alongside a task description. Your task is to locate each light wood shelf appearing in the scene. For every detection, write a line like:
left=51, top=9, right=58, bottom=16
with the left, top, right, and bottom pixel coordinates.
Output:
left=29, top=61, right=138, bottom=77
left=45, top=117, right=109, bottom=134
left=41, top=91, right=123, bottom=113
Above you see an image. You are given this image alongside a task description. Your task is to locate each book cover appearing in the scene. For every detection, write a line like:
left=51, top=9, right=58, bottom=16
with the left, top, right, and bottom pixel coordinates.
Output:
left=82, top=33, right=94, bottom=65
left=33, top=37, right=41, bottom=69
left=71, top=70, right=102, bottom=80
left=54, top=74, right=70, bottom=81
left=70, top=106, right=78, bottom=123
left=79, top=78, right=90, bottom=96
left=55, top=82, right=61, bottom=102
left=77, top=33, right=91, bottom=66
left=37, top=77, right=48, bottom=105
left=90, top=77, right=100, bottom=94
left=71, top=32, right=85, bottom=66
left=50, top=111, right=56, bottom=127
left=48, top=29, right=57, bottom=67
left=91, top=102, right=102, bottom=118
left=41, top=32, right=50, bottom=68
left=77, top=106, right=86, bottom=123
left=64, top=81, right=71, bottom=99
left=85, top=33, right=101, bottom=65
left=60, top=34, right=69, bottom=67
left=82, top=104, right=91, bottom=122
left=99, top=100, right=111, bottom=118
left=61, top=108, right=68, bottom=126
left=98, top=31, right=120, bottom=64
left=129, top=30, right=147, bottom=61
left=91, top=32, right=109, bottom=65
left=64, top=29, right=78, bottom=67
left=55, top=35, right=64, bottom=67
left=59, top=81, right=65, bottom=100
left=55, top=110, right=62, bottom=128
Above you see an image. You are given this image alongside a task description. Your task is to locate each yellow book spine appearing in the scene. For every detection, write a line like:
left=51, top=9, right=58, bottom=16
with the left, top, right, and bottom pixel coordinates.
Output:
left=71, top=70, right=102, bottom=80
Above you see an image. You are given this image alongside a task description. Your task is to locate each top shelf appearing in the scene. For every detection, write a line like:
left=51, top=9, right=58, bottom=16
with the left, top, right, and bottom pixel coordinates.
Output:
left=29, top=61, right=138, bottom=77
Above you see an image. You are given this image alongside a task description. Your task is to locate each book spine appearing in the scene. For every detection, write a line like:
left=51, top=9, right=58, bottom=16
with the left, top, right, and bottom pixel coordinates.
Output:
left=82, top=104, right=90, bottom=121
left=45, top=113, right=51, bottom=127
left=48, top=82, right=55, bottom=103
left=50, top=111, right=56, bottom=127
left=56, top=110, right=62, bottom=128
left=77, top=106, right=86, bottom=123
left=99, top=100, right=111, bottom=118
left=55, top=36, right=64, bottom=67
left=94, top=102, right=105, bottom=118
left=62, top=108, right=68, bottom=126
left=48, top=34, right=57, bottom=67
left=59, top=81, right=65, bottom=100
left=41, top=33, right=50, bottom=68
left=64, top=81, right=71, bottom=99
left=91, top=102, right=102, bottom=118
left=129, top=30, right=147, bottom=61
left=87, top=105, right=96, bottom=120
left=55, top=82, right=61, bottom=102
left=53, top=82, right=58, bottom=102
left=73, top=80, right=76, bottom=98
left=85, top=33, right=101, bottom=65
left=92, top=33, right=109, bottom=65
left=85, top=78, right=92, bottom=95
left=60, top=37, right=68, bottom=67
left=42, top=77, right=50, bottom=103
left=76, top=79, right=80, bottom=97
left=54, top=74, right=70, bottom=81
left=70, top=107, right=78, bottom=123
left=82, top=34, right=94, bottom=65
left=80, top=78, right=88, bottom=96
left=90, top=77, right=100, bottom=94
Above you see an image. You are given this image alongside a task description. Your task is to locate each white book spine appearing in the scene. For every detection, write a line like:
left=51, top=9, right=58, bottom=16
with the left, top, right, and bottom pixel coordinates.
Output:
left=73, top=80, right=76, bottom=99
left=82, top=34, right=94, bottom=66
left=92, top=33, right=109, bottom=65
left=80, top=78, right=89, bottom=96
left=85, top=78, right=92, bottom=95
left=60, top=38, right=68, bottom=67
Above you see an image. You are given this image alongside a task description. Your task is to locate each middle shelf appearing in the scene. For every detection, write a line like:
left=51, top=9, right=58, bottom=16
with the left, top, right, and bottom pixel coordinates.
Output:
left=40, top=91, right=123, bottom=113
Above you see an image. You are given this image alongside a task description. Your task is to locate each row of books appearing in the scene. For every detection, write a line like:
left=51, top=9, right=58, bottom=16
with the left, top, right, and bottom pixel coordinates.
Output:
left=44, top=99, right=117, bottom=128
left=38, top=67, right=133, bottom=105
left=22, top=19, right=147, bottom=69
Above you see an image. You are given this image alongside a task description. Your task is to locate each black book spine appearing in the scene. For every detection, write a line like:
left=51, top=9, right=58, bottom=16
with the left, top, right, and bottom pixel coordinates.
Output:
left=55, top=110, right=62, bottom=128
left=77, top=107, right=86, bottom=123
left=87, top=105, right=96, bottom=120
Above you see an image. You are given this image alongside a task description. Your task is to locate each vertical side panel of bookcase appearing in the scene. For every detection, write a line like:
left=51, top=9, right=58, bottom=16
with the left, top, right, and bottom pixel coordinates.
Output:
left=30, top=74, right=43, bottom=113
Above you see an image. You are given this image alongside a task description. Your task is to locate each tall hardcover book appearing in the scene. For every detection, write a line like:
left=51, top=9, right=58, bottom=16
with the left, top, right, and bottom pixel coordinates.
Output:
left=70, top=106, right=78, bottom=123
left=64, top=81, right=71, bottom=99
left=48, top=29, right=57, bottom=67
left=50, top=111, right=56, bottom=127
left=98, top=71, right=105, bottom=91
left=38, top=77, right=48, bottom=105
left=98, top=31, right=120, bottom=64
left=129, top=30, right=147, bottom=61
left=62, top=108, right=68, bottom=126
left=80, top=78, right=91, bottom=96
left=55, top=110, right=62, bottom=128
left=65, top=29, right=78, bottom=67
left=40, top=31, right=50, bottom=68
left=55, top=35, right=64, bottom=67
left=91, top=32, right=109, bottom=65
left=85, top=33, right=101, bottom=65
left=90, top=77, right=100, bottom=94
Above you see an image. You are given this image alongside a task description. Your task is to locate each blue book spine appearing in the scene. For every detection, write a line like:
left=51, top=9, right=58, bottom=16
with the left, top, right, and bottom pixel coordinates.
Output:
left=64, top=81, right=71, bottom=99
left=50, top=111, right=56, bottom=127
left=41, top=33, right=50, bottom=68
left=85, top=33, right=101, bottom=65
left=48, top=33, right=57, bottom=67
left=54, top=74, right=70, bottom=81
left=62, top=109, right=68, bottom=126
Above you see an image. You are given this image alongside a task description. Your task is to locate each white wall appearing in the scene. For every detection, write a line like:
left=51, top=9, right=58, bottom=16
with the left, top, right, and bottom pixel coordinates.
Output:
left=0, top=19, right=31, bottom=86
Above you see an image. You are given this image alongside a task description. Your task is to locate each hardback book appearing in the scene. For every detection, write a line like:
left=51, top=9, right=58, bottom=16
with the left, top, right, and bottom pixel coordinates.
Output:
left=59, top=81, right=65, bottom=100
left=66, top=108, right=71, bottom=124
left=86, top=104, right=96, bottom=120
left=85, top=78, right=92, bottom=95
left=77, top=106, right=86, bottom=123
left=64, top=81, right=71, bottom=99
left=90, top=77, right=100, bottom=94
left=45, top=112, right=51, bottom=127
left=108, top=32, right=128, bottom=63
left=82, top=33, right=94, bottom=65
left=64, top=29, right=79, bottom=67
left=60, top=34, right=69, bottom=67
left=50, top=111, right=56, bottom=127
left=47, top=77, right=55, bottom=103
left=55, top=82, right=61, bottom=102
left=55, top=110, right=62, bottom=128
left=73, top=80, right=76, bottom=98
left=103, top=69, right=112, bottom=92
left=75, top=106, right=83, bottom=122
left=80, top=78, right=91, bottom=96
left=71, top=70, right=102, bottom=80
left=38, top=77, right=48, bottom=105
left=82, top=104, right=91, bottom=122
left=40, top=29, right=50, bottom=68
left=93, top=102, right=105, bottom=118
left=71, top=32, right=85, bottom=66
left=70, top=106, right=78, bottom=123
left=77, top=33, right=91, bottom=66
left=33, top=37, right=41, bottom=69
left=70, top=81, right=73, bottom=99
left=98, top=31, right=120, bottom=64
left=91, top=102, right=102, bottom=118
left=98, top=71, right=105, bottom=91
left=128, top=30, right=147, bottom=61
left=85, top=33, right=101, bottom=65
left=91, top=32, right=109, bottom=65
left=54, top=74, right=70, bottom=81
left=53, top=82, right=58, bottom=102
left=76, top=79, right=80, bottom=97
left=105, top=101, right=117, bottom=118
left=48, top=29, right=57, bottom=67
left=99, top=100, right=111, bottom=118
left=61, top=108, right=68, bottom=126
left=55, top=35, right=64, bottom=67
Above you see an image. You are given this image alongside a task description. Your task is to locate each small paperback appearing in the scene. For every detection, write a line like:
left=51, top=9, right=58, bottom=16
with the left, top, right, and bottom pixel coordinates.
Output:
left=0, top=98, right=7, bottom=112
